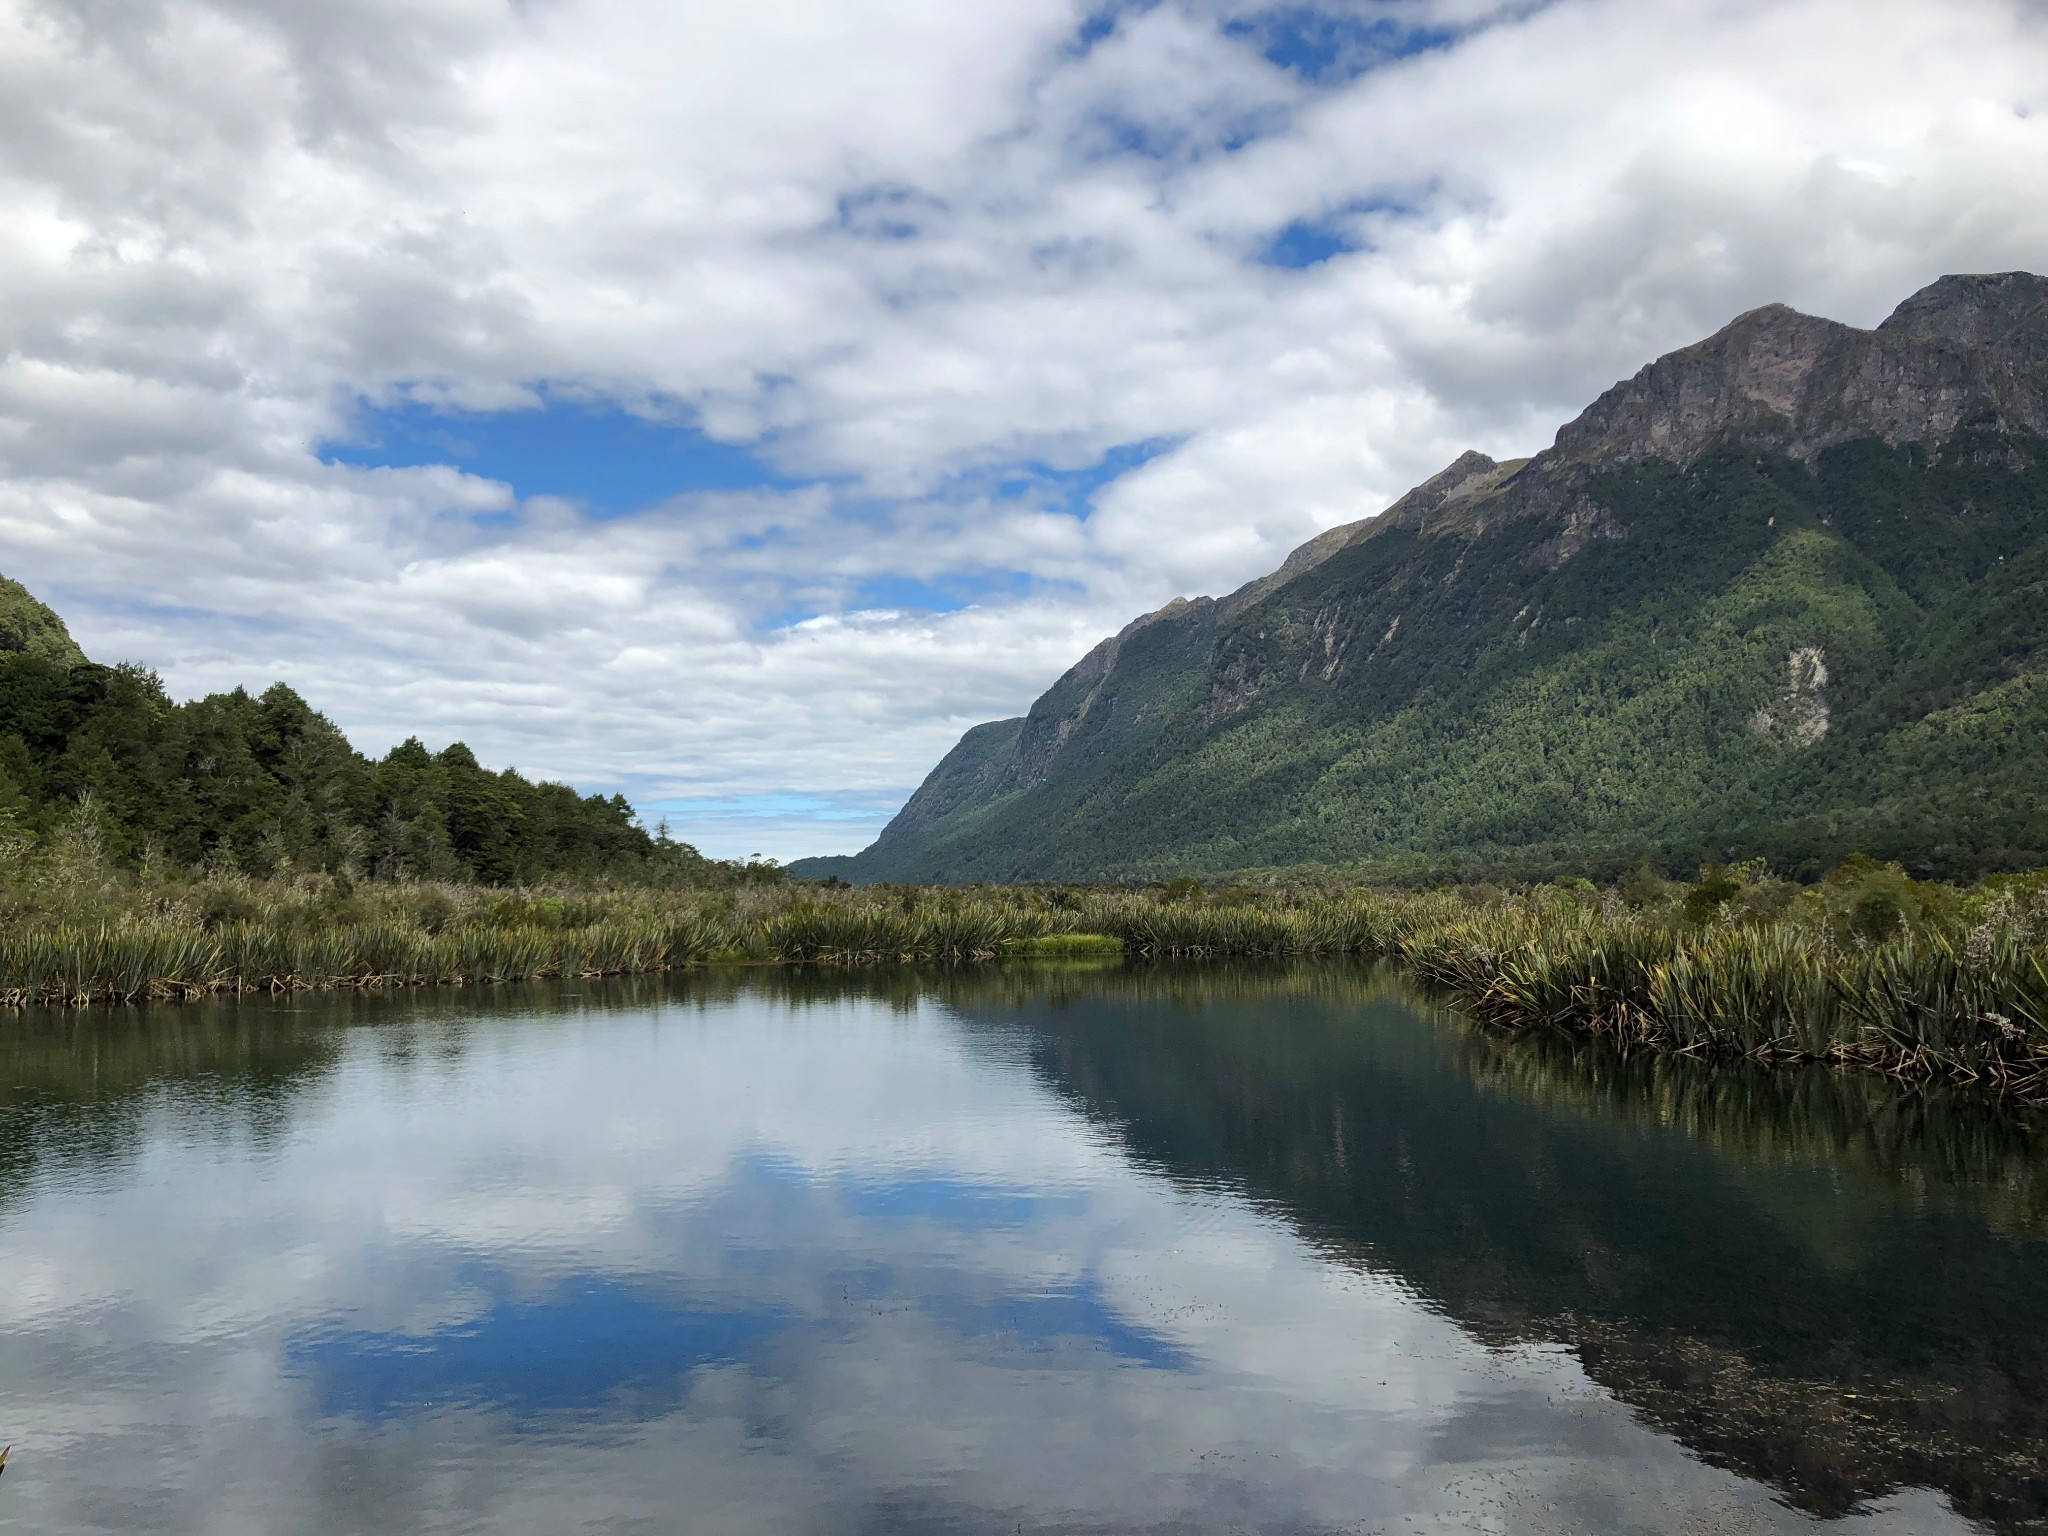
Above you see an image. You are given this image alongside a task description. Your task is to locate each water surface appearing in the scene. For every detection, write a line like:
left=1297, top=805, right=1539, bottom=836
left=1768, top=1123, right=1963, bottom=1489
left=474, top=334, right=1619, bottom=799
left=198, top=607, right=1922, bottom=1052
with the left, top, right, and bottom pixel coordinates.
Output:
left=2, top=964, right=2044, bottom=1533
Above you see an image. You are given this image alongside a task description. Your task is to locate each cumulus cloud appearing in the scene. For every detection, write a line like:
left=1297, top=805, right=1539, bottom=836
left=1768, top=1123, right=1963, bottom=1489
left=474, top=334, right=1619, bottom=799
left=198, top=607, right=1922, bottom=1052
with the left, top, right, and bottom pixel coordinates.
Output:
left=0, top=0, right=2043, bottom=855
left=0, top=988, right=1970, bottom=1533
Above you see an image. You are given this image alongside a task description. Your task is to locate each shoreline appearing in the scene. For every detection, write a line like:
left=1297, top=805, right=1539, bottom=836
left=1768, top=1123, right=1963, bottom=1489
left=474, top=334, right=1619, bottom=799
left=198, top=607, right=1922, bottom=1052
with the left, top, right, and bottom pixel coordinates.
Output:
left=3, top=889, right=2042, bottom=1105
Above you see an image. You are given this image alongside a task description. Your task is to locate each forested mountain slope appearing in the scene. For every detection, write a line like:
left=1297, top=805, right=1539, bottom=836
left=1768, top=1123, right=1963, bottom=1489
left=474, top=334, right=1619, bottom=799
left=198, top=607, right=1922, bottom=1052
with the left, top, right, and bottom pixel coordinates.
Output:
left=0, top=590, right=722, bottom=883
left=803, top=272, right=2048, bottom=883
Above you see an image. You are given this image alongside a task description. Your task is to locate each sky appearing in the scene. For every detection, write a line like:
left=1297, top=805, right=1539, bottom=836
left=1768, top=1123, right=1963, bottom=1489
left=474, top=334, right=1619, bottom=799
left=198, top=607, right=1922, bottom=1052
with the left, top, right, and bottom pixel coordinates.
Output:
left=0, top=0, right=2044, bottom=860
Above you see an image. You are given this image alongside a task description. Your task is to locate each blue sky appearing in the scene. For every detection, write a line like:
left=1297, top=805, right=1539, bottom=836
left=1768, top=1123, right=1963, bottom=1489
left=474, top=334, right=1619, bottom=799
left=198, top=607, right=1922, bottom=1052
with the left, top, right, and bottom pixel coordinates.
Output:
left=1225, top=3, right=1458, bottom=81
left=1, top=0, right=2040, bottom=860
left=324, top=399, right=802, bottom=517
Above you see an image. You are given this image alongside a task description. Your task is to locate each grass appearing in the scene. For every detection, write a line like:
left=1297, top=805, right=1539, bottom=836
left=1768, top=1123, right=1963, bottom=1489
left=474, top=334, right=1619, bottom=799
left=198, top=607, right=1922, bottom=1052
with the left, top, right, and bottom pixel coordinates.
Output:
left=1005, top=932, right=1125, bottom=956
left=3, top=836, right=2046, bottom=1102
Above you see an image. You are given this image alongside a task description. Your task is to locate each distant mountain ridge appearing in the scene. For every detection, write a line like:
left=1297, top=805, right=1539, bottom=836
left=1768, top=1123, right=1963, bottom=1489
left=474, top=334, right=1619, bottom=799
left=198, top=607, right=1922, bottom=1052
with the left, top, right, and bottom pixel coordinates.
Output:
left=798, top=272, right=2048, bottom=883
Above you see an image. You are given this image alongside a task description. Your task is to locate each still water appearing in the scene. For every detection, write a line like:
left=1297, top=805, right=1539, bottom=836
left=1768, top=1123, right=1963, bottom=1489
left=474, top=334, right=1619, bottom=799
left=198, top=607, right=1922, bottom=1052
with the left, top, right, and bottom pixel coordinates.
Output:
left=2, top=964, right=2045, bottom=1534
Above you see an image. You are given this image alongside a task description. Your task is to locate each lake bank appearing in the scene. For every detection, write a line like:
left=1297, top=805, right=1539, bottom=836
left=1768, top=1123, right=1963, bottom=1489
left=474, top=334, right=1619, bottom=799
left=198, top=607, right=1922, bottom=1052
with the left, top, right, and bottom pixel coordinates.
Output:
left=2, top=861, right=2044, bottom=1103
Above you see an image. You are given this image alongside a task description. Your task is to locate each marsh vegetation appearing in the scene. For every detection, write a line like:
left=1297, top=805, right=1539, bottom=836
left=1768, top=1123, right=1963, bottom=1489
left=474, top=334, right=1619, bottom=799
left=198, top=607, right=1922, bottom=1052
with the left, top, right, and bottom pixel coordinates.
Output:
left=3, top=817, right=2045, bottom=1103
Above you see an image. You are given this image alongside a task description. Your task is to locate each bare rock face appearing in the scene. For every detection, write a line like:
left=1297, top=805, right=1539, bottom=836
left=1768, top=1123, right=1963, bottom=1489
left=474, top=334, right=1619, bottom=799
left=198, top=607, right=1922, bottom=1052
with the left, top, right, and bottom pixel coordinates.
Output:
left=1379, top=449, right=1506, bottom=525
left=933, top=275, right=2048, bottom=811
left=1208, top=451, right=1511, bottom=620
left=1876, top=271, right=2048, bottom=360
left=1524, top=496, right=1629, bottom=571
left=1548, top=272, right=2048, bottom=472
left=1552, top=305, right=1853, bottom=465
left=1749, top=646, right=1831, bottom=748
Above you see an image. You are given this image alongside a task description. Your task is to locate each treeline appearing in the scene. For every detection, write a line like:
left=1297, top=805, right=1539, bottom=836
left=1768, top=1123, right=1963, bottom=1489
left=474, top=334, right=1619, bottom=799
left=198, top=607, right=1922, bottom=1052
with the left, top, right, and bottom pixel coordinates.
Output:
left=0, top=649, right=747, bottom=885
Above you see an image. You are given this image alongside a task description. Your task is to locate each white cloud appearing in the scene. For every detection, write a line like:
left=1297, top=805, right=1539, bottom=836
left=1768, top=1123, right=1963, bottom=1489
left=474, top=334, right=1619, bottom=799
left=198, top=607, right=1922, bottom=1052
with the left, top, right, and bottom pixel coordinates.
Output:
left=0, top=989, right=1983, bottom=1532
left=0, top=0, right=2043, bottom=856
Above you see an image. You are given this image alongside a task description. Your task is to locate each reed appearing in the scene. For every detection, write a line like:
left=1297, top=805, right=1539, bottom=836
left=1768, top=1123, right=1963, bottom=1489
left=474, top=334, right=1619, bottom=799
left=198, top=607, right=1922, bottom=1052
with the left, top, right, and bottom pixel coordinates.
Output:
left=1, top=860, right=2045, bottom=1102
left=1376, top=879, right=2048, bottom=1099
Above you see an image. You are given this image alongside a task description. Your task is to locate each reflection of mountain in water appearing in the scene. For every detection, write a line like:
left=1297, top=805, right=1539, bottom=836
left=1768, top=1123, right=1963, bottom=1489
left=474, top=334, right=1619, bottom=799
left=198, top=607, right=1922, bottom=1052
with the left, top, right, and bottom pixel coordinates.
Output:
left=943, top=963, right=2048, bottom=1532
left=11, top=965, right=2048, bottom=1529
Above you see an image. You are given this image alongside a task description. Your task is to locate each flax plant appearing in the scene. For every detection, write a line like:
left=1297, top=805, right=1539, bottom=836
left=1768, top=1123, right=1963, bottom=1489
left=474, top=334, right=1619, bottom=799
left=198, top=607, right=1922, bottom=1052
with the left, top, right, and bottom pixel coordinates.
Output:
left=1, top=848, right=2046, bottom=1102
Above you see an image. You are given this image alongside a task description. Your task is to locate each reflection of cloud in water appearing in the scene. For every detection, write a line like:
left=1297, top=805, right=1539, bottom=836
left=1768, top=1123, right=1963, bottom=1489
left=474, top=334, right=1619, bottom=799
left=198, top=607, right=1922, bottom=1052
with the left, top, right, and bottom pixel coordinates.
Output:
left=919, top=1274, right=1190, bottom=1370
left=975, top=974, right=2048, bottom=1526
left=287, top=1158, right=1180, bottom=1429
left=0, top=981, right=1986, bottom=1535
left=289, top=1272, right=788, bottom=1425
left=836, top=1171, right=1056, bottom=1231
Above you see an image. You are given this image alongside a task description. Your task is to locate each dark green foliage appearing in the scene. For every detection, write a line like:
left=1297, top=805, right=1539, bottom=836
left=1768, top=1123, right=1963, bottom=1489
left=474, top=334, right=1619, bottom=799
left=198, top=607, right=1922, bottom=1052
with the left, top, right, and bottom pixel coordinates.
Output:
left=0, top=640, right=722, bottom=885
left=0, top=574, right=86, bottom=665
left=830, top=432, right=2048, bottom=884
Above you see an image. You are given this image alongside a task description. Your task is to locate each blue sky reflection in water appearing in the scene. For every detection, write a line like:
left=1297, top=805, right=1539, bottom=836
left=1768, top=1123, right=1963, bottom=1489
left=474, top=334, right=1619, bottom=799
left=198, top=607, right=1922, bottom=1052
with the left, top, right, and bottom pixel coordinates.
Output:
left=0, top=971, right=2027, bottom=1534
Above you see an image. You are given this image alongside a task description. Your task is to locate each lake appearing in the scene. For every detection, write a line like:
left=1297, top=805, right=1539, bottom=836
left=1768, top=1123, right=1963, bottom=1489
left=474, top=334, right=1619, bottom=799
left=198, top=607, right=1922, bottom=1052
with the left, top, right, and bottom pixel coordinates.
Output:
left=1, top=963, right=2044, bottom=1534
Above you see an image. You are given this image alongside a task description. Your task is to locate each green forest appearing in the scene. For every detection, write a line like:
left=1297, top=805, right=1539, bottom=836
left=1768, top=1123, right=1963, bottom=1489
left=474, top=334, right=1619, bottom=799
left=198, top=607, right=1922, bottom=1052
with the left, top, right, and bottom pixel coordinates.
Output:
left=0, top=575, right=734, bottom=885
left=816, top=430, right=2048, bottom=886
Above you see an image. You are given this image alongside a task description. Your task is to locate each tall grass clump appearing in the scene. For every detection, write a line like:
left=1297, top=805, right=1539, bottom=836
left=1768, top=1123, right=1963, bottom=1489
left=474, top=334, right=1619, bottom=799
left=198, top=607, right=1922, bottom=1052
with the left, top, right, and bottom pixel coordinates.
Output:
left=1, top=832, right=2046, bottom=1104
left=1382, top=862, right=2048, bottom=1101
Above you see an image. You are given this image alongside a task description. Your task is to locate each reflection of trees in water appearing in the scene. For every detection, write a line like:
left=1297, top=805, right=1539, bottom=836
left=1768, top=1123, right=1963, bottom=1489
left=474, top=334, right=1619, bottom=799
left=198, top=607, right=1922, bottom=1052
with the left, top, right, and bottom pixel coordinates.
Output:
left=1451, top=1012, right=2048, bottom=1241
left=13, top=964, right=2048, bottom=1528
left=0, top=1002, right=345, bottom=1201
left=942, top=962, right=2048, bottom=1531
left=0, top=974, right=858, bottom=1206
left=0, top=985, right=628, bottom=1206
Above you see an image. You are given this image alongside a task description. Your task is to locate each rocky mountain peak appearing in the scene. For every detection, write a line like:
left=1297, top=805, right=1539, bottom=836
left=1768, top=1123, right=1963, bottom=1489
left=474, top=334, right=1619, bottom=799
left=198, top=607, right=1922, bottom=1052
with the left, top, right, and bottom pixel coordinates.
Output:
left=1380, top=449, right=1503, bottom=526
left=1876, top=270, right=2048, bottom=354
left=1549, top=304, right=1856, bottom=468
left=1532, top=273, right=2048, bottom=479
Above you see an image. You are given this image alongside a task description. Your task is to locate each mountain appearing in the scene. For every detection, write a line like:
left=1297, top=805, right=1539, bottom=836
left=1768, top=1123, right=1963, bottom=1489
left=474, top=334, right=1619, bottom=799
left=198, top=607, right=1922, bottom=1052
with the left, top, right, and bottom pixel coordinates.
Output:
left=800, top=272, right=2048, bottom=884
left=0, top=586, right=724, bottom=884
